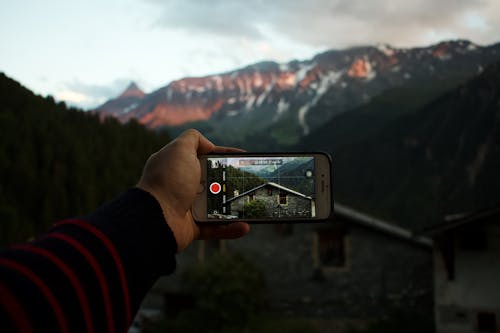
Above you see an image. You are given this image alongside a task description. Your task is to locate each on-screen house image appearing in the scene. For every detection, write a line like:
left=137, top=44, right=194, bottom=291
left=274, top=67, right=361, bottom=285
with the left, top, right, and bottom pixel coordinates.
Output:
left=225, top=182, right=316, bottom=218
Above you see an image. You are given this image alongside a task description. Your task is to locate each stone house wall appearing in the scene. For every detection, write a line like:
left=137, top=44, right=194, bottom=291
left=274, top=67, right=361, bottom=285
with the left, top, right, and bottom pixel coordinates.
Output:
left=434, top=221, right=500, bottom=333
left=229, top=185, right=312, bottom=218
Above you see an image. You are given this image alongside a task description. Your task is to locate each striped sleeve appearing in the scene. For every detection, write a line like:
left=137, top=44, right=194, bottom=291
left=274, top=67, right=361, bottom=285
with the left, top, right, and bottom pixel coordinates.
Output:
left=0, top=188, right=177, bottom=333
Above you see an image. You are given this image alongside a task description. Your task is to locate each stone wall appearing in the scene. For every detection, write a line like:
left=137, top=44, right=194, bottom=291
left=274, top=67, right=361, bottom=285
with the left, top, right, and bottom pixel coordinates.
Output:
left=229, top=185, right=312, bottom=218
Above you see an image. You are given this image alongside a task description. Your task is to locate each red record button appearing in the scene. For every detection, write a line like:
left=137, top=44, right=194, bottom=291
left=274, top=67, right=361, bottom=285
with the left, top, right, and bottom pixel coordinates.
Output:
left=209, top=182, right=222, bottom=194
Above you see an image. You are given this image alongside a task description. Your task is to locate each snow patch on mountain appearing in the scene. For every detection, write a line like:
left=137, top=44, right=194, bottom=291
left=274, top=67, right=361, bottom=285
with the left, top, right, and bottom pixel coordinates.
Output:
left=314, top=71, right=342, bottom=98
left=391, top=65, right=401, bottom=72
left=279, top=63, right=290, bottom=71
left=122, top=103, right=138, bottom=114
left=272, top=98, right=290, bottom=122
left=277, top=98, right=289, bottom=115
left=255, top=91, right=267, bottom=107
left=376, top=44, right=395, bottom=57
left=298, top=70, right=342, bottom=135
left=166, top=87, right=173, bottom=101
left=194, top=86, right=206, bottom=93
left=213, top=76, right=223, bottom=91
left=245, top=95, right=256, bottom=110
left=256, top=83, right=273, bottom=107
left=467, top=43, right=478, bottom=51
left=298, top=104, right=311, bottom=135
left=366, top=69, right=376, bottom=81
left=295, top=63, right=316, bottom=83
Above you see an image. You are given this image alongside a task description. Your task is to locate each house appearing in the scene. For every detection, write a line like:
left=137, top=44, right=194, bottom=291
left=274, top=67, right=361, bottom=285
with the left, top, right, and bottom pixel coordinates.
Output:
left=229, top=202, right=433, bottom=320
left=225, top=182, right=314, bottom=218
left=144, top=201, right=434, bottom=329
left=424, top=206, right=500, bottom=333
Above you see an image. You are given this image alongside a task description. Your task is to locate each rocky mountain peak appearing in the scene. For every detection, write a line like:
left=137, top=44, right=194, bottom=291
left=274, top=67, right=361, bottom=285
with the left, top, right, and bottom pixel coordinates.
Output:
left=119, top=82, right=145, bottom=99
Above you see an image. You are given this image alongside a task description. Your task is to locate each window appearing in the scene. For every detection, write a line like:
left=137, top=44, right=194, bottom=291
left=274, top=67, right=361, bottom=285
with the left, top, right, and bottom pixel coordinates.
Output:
left=318, top=230, right=346, bottom=267
left=477, top=312, right=496, bottom=332
left=438, top=305, right=469, bottom=325
left=248, top=192, right=255, bottom=201
left=267, top=188, right=273, bottom=196
left=459, top=228, right=487, bottom=251
left=278, top=191, right=287, bottom=205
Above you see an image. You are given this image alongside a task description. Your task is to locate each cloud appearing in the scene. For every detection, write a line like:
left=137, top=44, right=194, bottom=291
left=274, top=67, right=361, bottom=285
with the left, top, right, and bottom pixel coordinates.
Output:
left=55, top=79, right=136, bottom=109
left=149, top=0, right=265, bottom=39
left=147, top=0, right=500, bottom=48
left=55, top=90, right=90, bottom=105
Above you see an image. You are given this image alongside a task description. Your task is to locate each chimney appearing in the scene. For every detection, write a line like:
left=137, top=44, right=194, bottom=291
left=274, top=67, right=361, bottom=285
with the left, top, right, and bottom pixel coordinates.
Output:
left=234, top=190, right=239, bottom=197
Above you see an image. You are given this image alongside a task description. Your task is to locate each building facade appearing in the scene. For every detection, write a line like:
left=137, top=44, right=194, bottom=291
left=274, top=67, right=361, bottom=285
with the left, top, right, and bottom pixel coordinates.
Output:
left=426, top=207, right=500, bottom=333
left=144, top=202, right=434, bottom=327
left=226, top=182, right=314, bottom=218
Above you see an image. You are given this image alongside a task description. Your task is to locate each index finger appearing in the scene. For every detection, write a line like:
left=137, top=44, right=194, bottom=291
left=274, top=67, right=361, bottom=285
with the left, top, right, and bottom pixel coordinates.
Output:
left=177, top=129, right=215, bottom=155
left=212, top=146, right=246, bottom=153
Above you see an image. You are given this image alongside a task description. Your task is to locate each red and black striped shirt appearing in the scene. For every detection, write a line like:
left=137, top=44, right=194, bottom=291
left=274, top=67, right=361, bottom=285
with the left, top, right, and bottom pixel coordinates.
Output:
left=0, top=188, right=177, bottom=332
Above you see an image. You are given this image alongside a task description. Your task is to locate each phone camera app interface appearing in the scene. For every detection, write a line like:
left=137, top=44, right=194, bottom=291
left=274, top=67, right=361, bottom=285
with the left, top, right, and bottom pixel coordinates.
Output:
left=207, top=157, right=315, bottom=219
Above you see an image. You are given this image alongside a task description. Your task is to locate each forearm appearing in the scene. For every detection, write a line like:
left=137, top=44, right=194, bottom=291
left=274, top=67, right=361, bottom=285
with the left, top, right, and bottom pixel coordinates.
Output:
left=0, top=188, right=177, bottom=333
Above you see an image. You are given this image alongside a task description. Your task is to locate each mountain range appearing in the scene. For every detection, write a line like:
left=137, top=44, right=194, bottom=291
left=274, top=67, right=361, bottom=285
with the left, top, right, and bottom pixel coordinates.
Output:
left=95, top=40, right=500, bottom=149
left=2, top=38, right=499, bottom=234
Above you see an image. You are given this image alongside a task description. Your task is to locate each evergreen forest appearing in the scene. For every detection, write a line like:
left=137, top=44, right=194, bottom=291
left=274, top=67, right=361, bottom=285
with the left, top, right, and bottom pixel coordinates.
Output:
left=0, top=73, right=171, bottom=246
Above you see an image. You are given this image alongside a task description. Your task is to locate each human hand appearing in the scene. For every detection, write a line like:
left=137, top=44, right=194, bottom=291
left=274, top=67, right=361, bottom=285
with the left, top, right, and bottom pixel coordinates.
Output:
left=137, top=129, right=250, bottom=252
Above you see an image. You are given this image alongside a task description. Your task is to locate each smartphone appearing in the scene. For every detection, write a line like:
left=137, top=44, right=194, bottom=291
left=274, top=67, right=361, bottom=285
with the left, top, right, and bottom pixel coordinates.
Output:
left=192, top=152, right=332, bottom=223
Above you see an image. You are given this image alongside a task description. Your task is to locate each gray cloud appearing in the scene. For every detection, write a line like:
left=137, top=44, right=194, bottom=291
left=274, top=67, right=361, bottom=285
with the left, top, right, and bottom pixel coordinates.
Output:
left=66, top=79, right=129, bottom=98
left=150, top=0, right=265, bottom=39
left=148, top=0, right=500, bottom=48
left=58, top=79, right=139, bottom=109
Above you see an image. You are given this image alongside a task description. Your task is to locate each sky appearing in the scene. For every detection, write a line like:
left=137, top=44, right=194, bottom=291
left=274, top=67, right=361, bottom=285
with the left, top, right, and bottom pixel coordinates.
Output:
left=1, top=0, right=499, bottom=109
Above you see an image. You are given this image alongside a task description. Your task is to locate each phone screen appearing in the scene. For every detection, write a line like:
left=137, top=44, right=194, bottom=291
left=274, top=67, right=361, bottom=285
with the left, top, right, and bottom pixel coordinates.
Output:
left=206, top=156, right=316, bottom=220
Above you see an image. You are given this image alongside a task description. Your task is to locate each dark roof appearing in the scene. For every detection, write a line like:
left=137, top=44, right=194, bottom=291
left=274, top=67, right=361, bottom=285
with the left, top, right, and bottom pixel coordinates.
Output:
left=226, top=182, right=312, bottom=204
left=225, top=183, right=432, bottom=247
left=335, top=203, right=432, bottom=247
left=422, top=205, right=500, bottom=236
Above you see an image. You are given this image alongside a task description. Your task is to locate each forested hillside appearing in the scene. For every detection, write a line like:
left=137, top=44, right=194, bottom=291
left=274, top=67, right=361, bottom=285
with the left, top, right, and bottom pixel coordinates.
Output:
left=301, top=62, right=500, bottom=229
left=298, top=76, right=467, bottom=150
left=0, top=73, right=170, bottom=246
